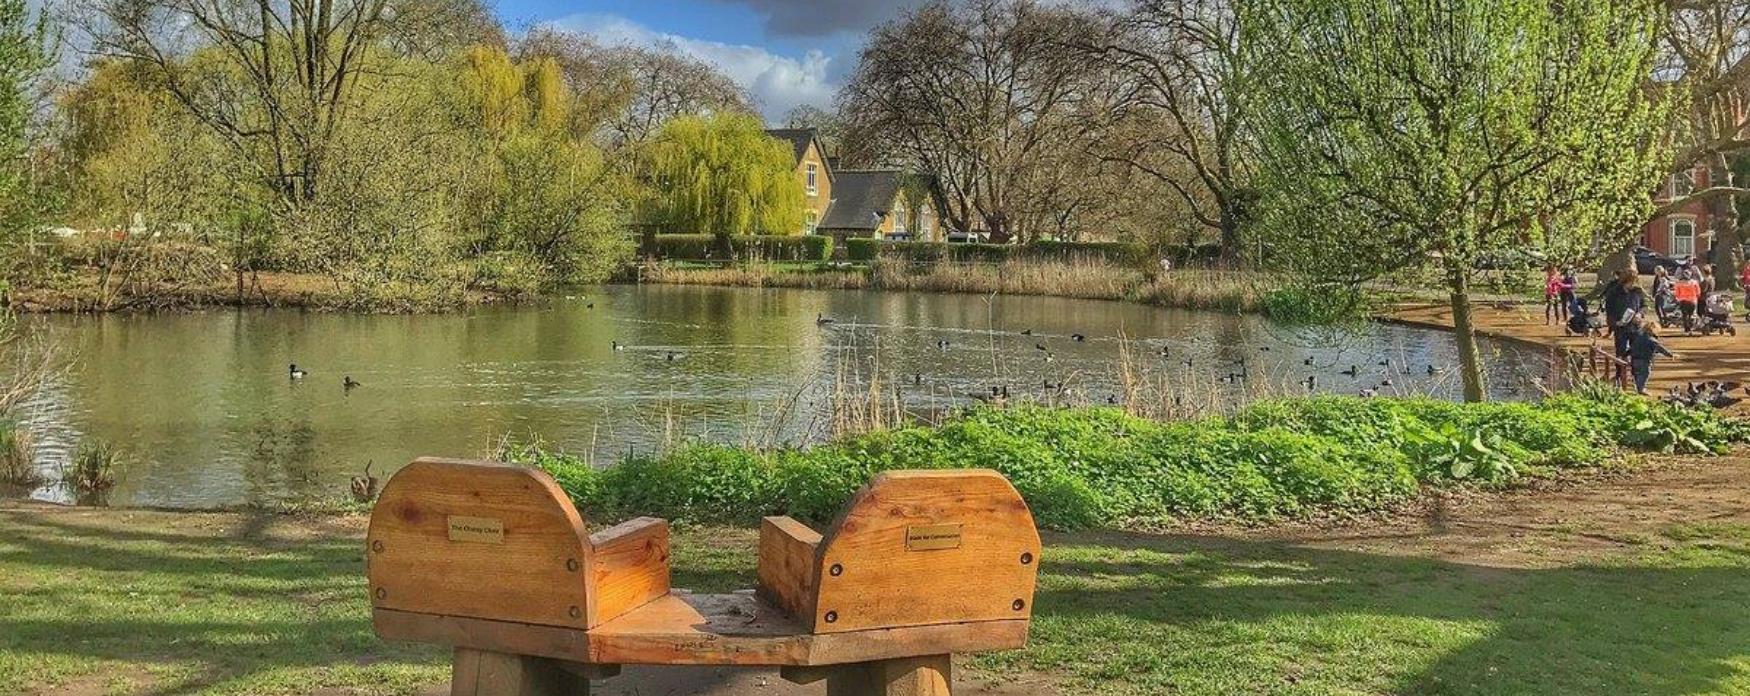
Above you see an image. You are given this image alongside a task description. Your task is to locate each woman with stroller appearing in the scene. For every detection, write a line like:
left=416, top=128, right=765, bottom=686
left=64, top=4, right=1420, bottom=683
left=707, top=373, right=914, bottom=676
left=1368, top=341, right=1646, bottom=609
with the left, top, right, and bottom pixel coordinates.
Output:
left=1674, top=272, right=1701, bottom=333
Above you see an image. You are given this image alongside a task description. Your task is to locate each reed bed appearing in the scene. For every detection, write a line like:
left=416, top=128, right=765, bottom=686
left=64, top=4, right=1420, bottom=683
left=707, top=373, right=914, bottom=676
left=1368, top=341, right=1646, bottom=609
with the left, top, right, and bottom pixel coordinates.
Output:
left=0, top=425, right=39, bottom=489
left=644, top=256, right=1275, bottom=314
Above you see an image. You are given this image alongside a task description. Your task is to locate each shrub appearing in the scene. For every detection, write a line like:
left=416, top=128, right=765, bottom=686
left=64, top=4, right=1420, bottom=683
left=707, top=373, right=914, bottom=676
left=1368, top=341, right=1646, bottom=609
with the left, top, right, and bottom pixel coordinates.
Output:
left=466, top=251, right=547, bottom=296
left=508, top=393, right=1748, bottom=531
left=68, top=440, right=122, bottom=498
left=845, top=238, right=881, bottom=262
left=1261, top=283, right=1370, bottom=324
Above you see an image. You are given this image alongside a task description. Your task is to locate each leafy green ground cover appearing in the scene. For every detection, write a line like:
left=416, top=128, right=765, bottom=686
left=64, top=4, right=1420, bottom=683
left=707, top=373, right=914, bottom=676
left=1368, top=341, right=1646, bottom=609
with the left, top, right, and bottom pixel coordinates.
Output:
left=516, top=389, right=1749, bottom=529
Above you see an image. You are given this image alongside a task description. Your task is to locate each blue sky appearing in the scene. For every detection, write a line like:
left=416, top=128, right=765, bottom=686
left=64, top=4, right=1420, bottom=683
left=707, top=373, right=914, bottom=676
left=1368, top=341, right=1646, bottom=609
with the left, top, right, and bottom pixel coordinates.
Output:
left=494, top=0, right=929, bottom=121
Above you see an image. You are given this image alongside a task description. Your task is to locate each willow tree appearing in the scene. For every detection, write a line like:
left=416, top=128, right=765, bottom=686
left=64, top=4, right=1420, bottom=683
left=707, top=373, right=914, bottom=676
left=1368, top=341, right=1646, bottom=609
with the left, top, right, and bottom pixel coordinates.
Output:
left=451, top=45, right=632, bottom=286
left=641, top=113, right=804, bottom=250
left=1242, top=0, right=1672, bottom=402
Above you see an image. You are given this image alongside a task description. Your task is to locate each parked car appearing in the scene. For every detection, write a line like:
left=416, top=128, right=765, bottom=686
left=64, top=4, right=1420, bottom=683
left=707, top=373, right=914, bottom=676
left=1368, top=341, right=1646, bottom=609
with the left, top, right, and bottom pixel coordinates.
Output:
left=1633, top=246, right=1685, bottom=275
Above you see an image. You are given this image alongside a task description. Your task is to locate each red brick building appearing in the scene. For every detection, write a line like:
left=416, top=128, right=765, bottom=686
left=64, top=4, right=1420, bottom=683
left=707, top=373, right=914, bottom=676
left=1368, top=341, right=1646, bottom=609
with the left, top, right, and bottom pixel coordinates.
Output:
left=1641, top=166, right=1713, bottom=258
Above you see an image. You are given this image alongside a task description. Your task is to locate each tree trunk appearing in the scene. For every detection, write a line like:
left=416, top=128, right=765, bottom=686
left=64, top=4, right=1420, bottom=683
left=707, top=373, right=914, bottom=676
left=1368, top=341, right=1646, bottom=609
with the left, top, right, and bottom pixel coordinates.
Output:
left=1597, top=242, right=1635, bottom=294
left=1710, top=157, right=1742, bottom=290
left=1447, top=269, right=1486, bottom=402
left=1219, top=204, right=1241, bottom=267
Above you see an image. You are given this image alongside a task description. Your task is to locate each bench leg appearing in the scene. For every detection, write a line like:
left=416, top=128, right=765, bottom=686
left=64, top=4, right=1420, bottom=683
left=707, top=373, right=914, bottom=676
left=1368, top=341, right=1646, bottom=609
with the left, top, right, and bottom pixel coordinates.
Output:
left=450, top=647, right=590, bottom=696
left=824, top=654, right=953, bottom=696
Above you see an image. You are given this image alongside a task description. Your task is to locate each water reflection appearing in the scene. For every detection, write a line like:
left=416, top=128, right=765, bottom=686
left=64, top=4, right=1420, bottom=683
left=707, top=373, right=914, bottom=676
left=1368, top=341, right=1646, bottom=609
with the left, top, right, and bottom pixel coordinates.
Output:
left=11, top=285, right=1558, bottom=508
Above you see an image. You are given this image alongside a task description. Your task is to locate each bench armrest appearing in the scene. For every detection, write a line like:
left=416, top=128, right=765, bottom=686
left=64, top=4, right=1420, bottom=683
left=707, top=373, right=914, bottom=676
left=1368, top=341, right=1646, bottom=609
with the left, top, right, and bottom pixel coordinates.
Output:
left=756, top=516, right=822, bottom=623
left=588, top=517, right=671, bottom=627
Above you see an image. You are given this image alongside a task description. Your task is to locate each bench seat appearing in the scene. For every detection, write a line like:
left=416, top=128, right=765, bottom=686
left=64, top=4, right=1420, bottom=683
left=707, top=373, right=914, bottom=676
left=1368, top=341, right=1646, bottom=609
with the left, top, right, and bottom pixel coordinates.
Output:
left=367, top=458, right=1042, bottom=695
left=376, top=590, right=1029, bottom=667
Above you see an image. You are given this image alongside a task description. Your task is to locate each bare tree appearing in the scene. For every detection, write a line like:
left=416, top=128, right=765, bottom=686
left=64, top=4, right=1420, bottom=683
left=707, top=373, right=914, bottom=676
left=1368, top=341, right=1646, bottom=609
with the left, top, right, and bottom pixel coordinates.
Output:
left=781, top=103, right=843, bottom=157
left=838, top=0, right=1111, bottom=243
left=70, top=0, right=493, bottom=205
left=1082, top=0, right=1248, bottom=260
left=1656, top=0, right=1750, bottom=287
left=516, top=28, right=752, bottom=147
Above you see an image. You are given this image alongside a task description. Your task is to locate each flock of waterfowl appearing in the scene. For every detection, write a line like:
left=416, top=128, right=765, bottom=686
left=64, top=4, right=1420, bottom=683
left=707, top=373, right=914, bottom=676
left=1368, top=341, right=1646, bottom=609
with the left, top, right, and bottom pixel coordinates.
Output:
left=805, top=312, right=1451, bottom=405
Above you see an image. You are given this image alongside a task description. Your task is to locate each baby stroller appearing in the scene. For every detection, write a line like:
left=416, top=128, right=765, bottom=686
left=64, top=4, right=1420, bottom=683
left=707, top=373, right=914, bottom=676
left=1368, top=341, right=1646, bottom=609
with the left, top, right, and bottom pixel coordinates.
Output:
left=1566, top=297, right=1605, bottom=337
left=1700, top=292, right=1738, bottom=336
left=1654, top=287, right=1686, bottom=331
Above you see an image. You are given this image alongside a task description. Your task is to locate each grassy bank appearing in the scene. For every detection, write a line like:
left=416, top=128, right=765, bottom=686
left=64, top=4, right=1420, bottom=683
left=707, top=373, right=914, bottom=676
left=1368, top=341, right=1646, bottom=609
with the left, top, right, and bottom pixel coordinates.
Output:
left=4, top=497, right=1749, bottom=695
left=640, top=258, right=1272, bottom=314
left=9, top=271, right=515, bottom=313
left=511, top=387, right=1749, bottom=530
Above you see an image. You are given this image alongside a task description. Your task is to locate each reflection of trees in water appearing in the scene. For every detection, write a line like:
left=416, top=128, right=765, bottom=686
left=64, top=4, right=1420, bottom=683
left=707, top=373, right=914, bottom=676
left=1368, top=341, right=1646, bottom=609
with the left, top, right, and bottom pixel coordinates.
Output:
left=243, top=417, right=322, bottom=502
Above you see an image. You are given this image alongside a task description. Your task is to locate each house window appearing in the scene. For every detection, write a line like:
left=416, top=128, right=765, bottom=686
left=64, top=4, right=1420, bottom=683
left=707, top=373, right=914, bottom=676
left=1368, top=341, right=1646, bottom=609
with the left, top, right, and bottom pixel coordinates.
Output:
left=1672, top=218, right=1696, bottom=257
left=806, top=164, right=818, bottom=195
left=892, top=202, right=908, bottom=236
left=805, top=211, right=818, bottom=234
left=1672, top=170, right=1697, bottom=198
left=918, top=208, right=932, bottom=239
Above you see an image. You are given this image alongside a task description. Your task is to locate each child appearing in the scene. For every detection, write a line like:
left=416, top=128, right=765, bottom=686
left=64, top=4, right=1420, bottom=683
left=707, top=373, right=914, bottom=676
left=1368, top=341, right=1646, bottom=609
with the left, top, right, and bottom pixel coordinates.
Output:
left=1543, top=266, right=1563, bottom=325
left=1628, top=318, right=1676, bottom=394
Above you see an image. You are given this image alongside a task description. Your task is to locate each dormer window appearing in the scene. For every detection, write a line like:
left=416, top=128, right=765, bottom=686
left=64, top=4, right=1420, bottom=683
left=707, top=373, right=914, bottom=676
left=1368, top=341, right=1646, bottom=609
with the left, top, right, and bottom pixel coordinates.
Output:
left=806, top=164, right=818, bottom=196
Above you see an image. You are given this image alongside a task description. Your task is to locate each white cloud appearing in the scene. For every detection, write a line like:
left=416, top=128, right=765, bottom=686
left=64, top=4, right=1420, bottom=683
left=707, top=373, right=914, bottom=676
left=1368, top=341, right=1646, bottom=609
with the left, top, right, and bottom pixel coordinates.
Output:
left=547, top=13, right=838, bottom=122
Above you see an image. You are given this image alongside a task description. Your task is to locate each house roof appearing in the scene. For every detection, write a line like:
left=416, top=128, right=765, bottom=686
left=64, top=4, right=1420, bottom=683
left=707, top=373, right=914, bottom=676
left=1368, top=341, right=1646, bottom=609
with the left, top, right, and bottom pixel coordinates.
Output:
left=765, top=128, right=819, bottom=165
left=820, top=170, right=907, bottom=231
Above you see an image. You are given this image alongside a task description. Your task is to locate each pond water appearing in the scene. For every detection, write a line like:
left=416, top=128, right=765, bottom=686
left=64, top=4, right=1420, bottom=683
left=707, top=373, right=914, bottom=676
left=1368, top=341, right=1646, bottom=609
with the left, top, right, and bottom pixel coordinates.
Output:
left=10, top=285, right=1562, bottom=508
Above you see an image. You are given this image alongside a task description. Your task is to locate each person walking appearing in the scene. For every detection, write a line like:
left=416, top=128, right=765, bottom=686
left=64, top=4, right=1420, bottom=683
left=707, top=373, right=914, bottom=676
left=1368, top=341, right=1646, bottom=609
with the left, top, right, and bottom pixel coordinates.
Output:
left=1628, top=318, right=1676, bottom=394
left=1607, top=271, right=1646, bottom=382
left=1559, top=268, right=1578, bottom=322
left=1738, top=259, right=1750, bottom=313
left=1602, top=269, right=1634, bottom=336
left=1675, top=272, right=1701, bottom=333
left=1543, top=266, right=1564, bottom=325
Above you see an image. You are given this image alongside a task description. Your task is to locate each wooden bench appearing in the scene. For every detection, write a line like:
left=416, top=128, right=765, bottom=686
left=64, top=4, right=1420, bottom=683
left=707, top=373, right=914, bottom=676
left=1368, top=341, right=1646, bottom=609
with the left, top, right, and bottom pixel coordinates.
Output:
left=367, top=458, right=1043, bottom=696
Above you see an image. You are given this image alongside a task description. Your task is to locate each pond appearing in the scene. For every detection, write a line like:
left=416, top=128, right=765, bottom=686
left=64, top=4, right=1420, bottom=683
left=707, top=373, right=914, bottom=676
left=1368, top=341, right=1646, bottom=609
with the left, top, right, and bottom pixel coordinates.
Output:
left=11, top=285, right=1562, bottom=508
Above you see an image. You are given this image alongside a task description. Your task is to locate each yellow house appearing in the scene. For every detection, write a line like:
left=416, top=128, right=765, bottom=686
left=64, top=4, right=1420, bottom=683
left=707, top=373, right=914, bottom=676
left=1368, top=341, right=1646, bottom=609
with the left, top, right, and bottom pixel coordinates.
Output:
left=764, top=129, right=833, bottom=234
left=765, top=128, right=941, bottom=246
left=817, top=170, right=938, bottom=242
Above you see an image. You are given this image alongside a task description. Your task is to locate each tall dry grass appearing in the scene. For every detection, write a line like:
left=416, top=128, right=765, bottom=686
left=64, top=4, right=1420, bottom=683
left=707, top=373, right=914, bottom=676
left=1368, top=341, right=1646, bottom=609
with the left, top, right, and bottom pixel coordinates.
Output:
left=639, top=260, right=866, bottom=289
left=644, top=256, right=1274, bottom=314
left=0, top=425, right=39, bottom=488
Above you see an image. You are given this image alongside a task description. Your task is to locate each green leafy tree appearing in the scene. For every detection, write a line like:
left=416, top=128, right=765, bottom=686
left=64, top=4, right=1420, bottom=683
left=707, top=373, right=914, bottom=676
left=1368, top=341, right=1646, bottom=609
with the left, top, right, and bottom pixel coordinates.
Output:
left=1242, top=0, right=1671, bottom=401
left=642, top=113, right=805, bottom=250
left=453, top=45, right=631, bottom=288
left=0, top=0, right=48, bottom=235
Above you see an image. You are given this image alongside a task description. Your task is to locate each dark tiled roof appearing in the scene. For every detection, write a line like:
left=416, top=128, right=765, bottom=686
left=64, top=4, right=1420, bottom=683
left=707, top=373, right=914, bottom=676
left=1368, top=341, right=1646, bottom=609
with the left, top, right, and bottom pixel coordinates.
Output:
left=764, top=128, right=816, bottom=166
left=820, top=170, right=905, bottom=231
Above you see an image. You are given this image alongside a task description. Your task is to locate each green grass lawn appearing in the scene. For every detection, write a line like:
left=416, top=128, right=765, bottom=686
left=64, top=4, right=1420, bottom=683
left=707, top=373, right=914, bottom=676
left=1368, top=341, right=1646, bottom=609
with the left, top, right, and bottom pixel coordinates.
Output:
left=2, top=504, right=1748, bottom=695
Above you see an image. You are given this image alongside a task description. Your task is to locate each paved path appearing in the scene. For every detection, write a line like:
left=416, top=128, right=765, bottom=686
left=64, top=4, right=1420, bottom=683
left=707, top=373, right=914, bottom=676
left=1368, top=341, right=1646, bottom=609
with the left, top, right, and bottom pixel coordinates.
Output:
left=1386, top=301, right=1750, bottom=400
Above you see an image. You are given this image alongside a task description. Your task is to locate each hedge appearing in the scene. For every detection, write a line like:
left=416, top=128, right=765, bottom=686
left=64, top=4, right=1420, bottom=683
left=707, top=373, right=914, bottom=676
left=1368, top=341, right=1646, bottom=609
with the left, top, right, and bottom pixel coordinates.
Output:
left=842, top=239, right=1213, bottom=265
left=646, top=234, right=833, bottom=262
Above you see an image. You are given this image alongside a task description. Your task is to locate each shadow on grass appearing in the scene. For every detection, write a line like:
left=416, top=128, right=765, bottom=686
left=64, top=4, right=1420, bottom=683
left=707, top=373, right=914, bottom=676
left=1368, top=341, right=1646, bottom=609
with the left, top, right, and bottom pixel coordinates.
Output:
left=1028, top=529, right=1750, bottom=695
left=0, top=509, right=754, bottom=695
left=6, top=507, right=1748, bottom=695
